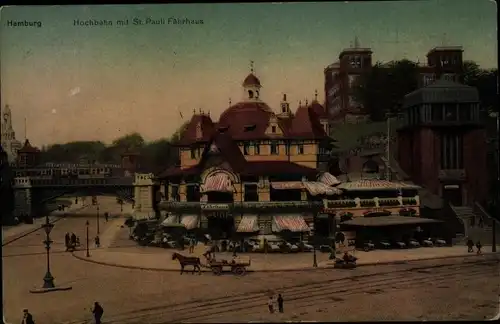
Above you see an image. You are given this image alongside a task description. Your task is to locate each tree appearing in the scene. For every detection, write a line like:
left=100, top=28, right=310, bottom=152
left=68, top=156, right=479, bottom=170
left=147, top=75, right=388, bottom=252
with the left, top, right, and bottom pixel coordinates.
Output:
left=463, top=60, right=498, bottom=112
left=352, top=59, right=419, bottom=121
left=111, top=132, right=145, bottom=151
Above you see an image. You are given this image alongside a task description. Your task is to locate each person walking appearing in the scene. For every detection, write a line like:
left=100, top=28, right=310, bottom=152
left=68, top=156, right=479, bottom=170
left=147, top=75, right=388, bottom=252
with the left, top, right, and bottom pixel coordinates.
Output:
left=65, top=232, right=70, bottom=251
left=70, top=233, right=77, bottom=246
left=21, top=309, right=34, bottom=324
left=95, top=235, right=100, bottom=248
left=476, top=241, right=483, bottom=255
left=92, top=302, right=104, bottom=324
left=467, top=239, right=474, bottom=253
left=189, top=237, right=195, bottom=254
left=267, top=296, right=274, bottom=313
left=104, top=212, right=109, bottom=222
left=277, top=294, right=284, bottom=313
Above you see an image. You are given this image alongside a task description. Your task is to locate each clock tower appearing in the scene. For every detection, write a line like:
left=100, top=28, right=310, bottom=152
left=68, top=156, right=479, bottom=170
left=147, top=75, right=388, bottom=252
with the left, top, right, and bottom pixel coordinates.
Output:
left=1, top=105, right=22, bottom=163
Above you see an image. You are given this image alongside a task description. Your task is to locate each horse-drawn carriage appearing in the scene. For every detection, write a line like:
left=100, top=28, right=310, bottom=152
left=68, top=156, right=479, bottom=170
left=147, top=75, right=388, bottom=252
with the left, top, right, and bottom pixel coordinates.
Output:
left=208, top=257, right=251, bottom=276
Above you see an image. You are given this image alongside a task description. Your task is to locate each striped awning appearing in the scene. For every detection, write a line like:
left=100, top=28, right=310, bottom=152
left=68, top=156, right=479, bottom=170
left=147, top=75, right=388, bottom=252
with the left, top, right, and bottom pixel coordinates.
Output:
left=236, top=215, right=259, bottom=233
left=200, top=173, right=233, bottom=193
left=271, top=181, right=304, bottom=190
left=303, top=181, right=342, bottom=196
left=318, top=172, right=341, bottom=186
left=337, top=179, right=420, bottom=191
left=272, top=215, right=310, bottom=232
left=181, top=215, right=199, bottom=230
left=160, top=215, right=178, bottom=226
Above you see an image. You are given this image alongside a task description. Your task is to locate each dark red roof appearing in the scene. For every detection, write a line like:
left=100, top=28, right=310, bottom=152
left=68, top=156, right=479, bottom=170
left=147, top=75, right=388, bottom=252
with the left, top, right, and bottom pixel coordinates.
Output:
left=242, top=73, right=261, bottom=87
left=309, top=100, right=328, bottom=119
left=176, top=113, right=215, bottom=146
left=290, top=105, right=328, bottom=139
left=243, top=161, right=316, bottom=176
left=18, top=139, right=40, bottom=153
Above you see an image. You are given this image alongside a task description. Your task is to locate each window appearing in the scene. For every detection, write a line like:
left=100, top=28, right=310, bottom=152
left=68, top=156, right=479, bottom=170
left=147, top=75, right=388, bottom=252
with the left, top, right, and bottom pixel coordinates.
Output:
left=443, top=74, right=456, bottom=82
left=444, top=104, right=458, bottom=121
left=297, top=144, right=304, bottom=155
left=440, top=134, right=464, bottom=169
left=423, top=74, right=435, bottom=86
left=190, top=148, right=196, bottom=159
left=186, top=185, right=200, bottom=202
left=270, top=141, right=279, bottom=155
left=244, top=184, right=259, bottom=202
left=285, top=144, right=290, bottom=156
left=459, top=104, right=472, bottom=121
left=243, top=143, right=250, bottom=155
left=271, top=125, right=277, bottom=133
left=248, top=90, right=254, bottom=99
left=431, top=104, right=444, bottom=121
left=254, top=143, right=260, bottom=155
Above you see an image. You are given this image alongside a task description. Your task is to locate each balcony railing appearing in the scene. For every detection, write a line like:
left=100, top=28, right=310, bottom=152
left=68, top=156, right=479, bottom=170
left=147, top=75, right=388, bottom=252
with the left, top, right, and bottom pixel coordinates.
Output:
left=158, top=200, right=323, bottom=211
left=325, top=197, right=419, bottom=209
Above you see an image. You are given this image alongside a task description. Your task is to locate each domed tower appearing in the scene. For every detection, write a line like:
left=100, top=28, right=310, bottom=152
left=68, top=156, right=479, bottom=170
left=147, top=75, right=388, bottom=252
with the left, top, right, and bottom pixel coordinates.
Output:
left=242, top=61, right=262, bottom=102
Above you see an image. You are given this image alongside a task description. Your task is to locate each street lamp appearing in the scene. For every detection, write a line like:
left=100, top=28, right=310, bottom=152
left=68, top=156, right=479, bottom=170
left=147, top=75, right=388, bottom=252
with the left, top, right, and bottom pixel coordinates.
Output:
left=312, top=213, right=318, bottom=268
left=96, top=204, right=100, bottom=235
left=490, top=111, right=499, bottom=253
left=85, top=220, right=90, bottom=257
left=41, top=216, right=55, bottom=289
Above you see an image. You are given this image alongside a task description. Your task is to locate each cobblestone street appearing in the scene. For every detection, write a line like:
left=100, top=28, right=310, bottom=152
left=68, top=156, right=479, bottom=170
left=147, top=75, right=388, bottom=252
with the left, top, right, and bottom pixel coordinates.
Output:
left=3, top=216, right=500, bottom=324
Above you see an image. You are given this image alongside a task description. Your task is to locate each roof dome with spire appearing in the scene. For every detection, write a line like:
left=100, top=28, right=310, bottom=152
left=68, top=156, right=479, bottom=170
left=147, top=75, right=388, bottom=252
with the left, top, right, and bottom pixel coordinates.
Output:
left=242, top=73, right=261, bottom=87
left=18, top=139, right=40, bottom=153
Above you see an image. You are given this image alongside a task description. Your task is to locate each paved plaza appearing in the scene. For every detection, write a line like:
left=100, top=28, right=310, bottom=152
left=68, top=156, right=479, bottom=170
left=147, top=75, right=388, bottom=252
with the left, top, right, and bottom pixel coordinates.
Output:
left=3, top=211, right=500, bottom=323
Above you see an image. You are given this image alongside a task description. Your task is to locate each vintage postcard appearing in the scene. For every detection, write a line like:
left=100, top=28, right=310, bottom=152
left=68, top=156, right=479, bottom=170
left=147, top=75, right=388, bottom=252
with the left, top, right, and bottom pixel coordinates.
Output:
left=1, top=1, right=498, bottom=323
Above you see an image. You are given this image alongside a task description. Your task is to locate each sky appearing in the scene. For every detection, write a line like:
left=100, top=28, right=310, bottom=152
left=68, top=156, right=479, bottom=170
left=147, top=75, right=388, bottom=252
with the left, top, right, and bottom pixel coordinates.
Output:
left=1, top=1, right=497, bottom=147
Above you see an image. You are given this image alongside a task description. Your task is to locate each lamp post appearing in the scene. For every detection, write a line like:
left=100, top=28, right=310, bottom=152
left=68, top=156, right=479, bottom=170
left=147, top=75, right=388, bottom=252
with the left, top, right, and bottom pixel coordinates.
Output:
left=490, top=111, right=498, bottom=253
left=85, top=220, right=90, bottom=257
left=96, top=204, right=100, bottom=235
left=41, top=216, right=55, bottom=288
left=312, top=213, right=318, bottom=268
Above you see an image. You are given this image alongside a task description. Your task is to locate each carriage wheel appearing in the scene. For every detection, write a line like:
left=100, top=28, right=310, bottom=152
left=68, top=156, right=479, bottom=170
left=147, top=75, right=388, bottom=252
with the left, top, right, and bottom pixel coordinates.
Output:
left=233, top=266, right=246, bottom=276
left=212, top=266, right=222, bottom=276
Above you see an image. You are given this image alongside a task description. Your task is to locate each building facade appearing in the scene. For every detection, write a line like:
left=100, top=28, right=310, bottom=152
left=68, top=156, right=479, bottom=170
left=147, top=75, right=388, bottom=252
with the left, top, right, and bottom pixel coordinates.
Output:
left=397, top=79, right=486, bottom=207
left=324, top=40, right=465, bottom=124
left=157, top=69, right=424, bottom=242
left=1, top=105, right=23, bottom=163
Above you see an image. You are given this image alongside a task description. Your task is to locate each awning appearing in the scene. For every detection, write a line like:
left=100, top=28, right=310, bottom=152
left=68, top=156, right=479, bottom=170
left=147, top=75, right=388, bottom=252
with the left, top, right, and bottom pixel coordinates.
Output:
left=303, top=181, right=342, bottom=196
left=236, top=215, right=259, bottom=233
left=181, top=215, right=199, bottom=230
left=271, top=181, right=304, bottom=190
left=337, top=179, right=420, bottom=191
left=318, top=172, right=341, bottom=186
left=342, top=215, right=442, bottom=227
left=272, top=215, right=310, bottom=232
left=160, top=215, right=178, bottom=226
left=200, top=173, right=233, bottom=193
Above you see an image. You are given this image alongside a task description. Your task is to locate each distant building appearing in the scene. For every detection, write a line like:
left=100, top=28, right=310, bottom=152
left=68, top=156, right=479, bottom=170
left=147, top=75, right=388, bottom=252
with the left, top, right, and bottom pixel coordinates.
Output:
left=397, top=79, right=486, bottom=207
left=0, top=105, right=23, bottom=163
left=324, top=39, right=465, bottom=124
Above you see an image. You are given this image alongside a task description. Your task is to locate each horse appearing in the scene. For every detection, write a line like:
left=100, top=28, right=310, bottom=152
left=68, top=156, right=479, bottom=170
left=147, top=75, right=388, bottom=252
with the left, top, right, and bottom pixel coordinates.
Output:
left=171, top=252, right=202, bottom=275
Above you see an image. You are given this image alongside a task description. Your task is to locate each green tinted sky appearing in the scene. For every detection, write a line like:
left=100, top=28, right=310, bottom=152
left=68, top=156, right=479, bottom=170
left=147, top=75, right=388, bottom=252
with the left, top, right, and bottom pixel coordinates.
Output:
left=1, top=1, right=497, bottom=146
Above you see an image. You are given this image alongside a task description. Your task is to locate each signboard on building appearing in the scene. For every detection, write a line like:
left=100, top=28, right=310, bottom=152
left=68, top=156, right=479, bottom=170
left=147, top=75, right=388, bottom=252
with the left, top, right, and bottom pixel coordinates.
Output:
left=201, top=203, right=230, bottom=211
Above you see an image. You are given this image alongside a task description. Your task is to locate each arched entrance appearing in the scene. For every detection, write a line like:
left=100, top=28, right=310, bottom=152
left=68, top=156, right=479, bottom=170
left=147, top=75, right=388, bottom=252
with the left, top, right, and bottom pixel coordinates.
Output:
left=200, top=170, right=236, bottom=241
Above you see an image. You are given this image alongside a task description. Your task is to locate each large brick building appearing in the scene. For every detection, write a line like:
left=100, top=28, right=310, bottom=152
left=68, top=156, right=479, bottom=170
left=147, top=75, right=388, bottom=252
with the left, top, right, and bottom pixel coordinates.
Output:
left=324, top=38, right=465, bottom=124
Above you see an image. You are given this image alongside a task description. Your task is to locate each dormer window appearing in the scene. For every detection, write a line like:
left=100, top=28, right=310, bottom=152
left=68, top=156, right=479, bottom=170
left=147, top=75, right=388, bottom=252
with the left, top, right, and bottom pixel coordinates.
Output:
left=248, top=90, right=254, bottom=99
left=218, top=126, right=229, bottom=133
left=271, top=126, right=276, bottom=133
left=243, top=143, right=250, bottom=155
left=244, top=124, right=257, bottom=132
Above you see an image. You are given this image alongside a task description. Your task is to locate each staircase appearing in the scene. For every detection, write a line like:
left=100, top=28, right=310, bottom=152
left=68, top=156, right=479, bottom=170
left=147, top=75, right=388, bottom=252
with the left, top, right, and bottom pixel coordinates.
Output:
left=450, top=204, right=500, bottom=244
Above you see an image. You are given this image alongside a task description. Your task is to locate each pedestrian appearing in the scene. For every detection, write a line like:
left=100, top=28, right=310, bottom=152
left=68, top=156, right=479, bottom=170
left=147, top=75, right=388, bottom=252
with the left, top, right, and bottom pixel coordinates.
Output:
left=21, top=309, right=34, bottom=324
left=189, top=237, right=195, bottom=254
left=71, top=233, right=77, bottom=246
left=277, top=293, right=284, bottom=313
left=104, top=212, right=109, bottom=222
left=92, top=302, right=104, bottom=324
left=65, top=232, right=70, bottom=251
left=467, top=239, right=474, bottom=253
left=476, top=241, right=483, bottom=255
left=267, top=296, right=274, bottom=313
left=95, top=235, right=100, bottom=248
